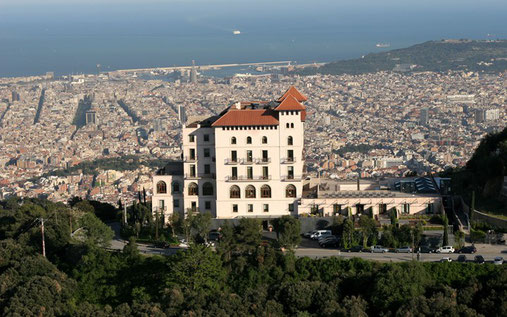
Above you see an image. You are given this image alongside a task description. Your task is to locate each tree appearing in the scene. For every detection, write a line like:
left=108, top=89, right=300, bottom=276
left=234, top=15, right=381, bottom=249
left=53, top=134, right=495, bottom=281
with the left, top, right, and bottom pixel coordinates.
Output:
left=235, top=218, right=262, bottom=253
left=191, top=212, right=212, bottom=244
left=454, top=230, right=465, bottom=249
left=167, top=212, right=180, bottom=239
left=358, top=216, right=378, bottom=248
left=342, top=218, right=356, bottom=249
left=390, top=208, right=398, bottom=226
left=167, top=244, right=226, bottom=294
left=442, top=214, right=449, bottom=246
left=76, top=212, right=114, bottom=248
left=273, top=216, right=301, bottom=250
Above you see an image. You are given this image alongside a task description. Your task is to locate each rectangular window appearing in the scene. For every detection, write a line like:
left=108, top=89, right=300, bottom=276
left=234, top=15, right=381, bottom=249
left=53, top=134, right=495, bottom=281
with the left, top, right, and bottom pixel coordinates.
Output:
left=288, top=203, right=294, bottom=212
left=189, top=148, right=196, bottom=160
left=204, top=134, right=210, bottom=142
left=204, top=164, right=210, bottom=175
left=231, top=167, right=237, bottom=179
left=189, top=135, right=195, bottom=142
left=246, top=150, right=253, bottom=162
left=287, top=149, right=294, bottom=161
left=191, top=201, right=197, bottom=211
left=204, top=148, right=210, bottom=157
left=403, top=204, right=410, bottom=214
left=205, top=201, right=211, bottom=210
left=173, top=199, right=179, bottom=208
left=288, top=166, right=294, bottom=179
left=231, top=150, right=237, bottom=162
left=333, top=204, right=341, bottom=215
left=232, top=204, right=238, bottom=213
left=248, top=204, right=253, bottom=212
left=190, top=165, right=196, bottom=177
left=262, top=150, right=268, bottom=162
left=263, top=204, right=269, bottom=212
left=263, top=166, right=268, bottom=179
left=158, top=199, right=165, bottom=209
left=247, top=167, right=253, bottom=179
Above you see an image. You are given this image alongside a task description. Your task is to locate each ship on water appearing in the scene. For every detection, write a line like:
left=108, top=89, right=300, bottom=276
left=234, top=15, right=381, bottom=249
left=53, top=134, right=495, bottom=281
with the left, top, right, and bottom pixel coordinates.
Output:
left=376, top=43, right=390, bottom=48
left=233, top=30, right=241, bottom=35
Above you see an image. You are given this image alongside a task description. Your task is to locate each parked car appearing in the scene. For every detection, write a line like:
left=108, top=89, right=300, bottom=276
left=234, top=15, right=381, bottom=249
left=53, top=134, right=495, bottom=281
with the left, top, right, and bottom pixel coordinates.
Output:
left=493, top=256, right=504, bottom=265
left=458, top=245, right=477, bottom=254
left=457, top=255, right=467, bottom=263
left=209, top=230, right=222, bottom=242
left=474, top=255, right=485, bottom=264
left=303, top=230, right=318, bottom=238
left=178, top=239, right=189, bottom=248
left=395, top=246, right=413, bottom=253
left=311, top=230, right=332, bottom=240
left=320, top=237, right=340, bottom=248
left=419, top=246, right=435, bottom=253
left=371, top=245, right=389, bottom=253
left=343, top=245, right=365, bottom=253
left=318, top=235, right=338, bottom=244
left=435, top=246, right=455, bottom=253
left=440, top=257, right=452, bottom=262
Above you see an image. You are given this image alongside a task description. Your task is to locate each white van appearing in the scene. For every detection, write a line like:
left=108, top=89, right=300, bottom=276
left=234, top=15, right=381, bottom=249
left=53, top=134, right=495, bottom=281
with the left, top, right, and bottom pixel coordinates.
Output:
left=311, top=230, right=332, bottom=240
left=436, top=246, right=455, bottom=253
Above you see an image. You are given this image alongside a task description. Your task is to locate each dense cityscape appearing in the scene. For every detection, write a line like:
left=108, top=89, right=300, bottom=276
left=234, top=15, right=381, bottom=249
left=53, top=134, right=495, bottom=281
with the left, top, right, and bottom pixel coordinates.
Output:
left=0, top=69, right=504, bottom=207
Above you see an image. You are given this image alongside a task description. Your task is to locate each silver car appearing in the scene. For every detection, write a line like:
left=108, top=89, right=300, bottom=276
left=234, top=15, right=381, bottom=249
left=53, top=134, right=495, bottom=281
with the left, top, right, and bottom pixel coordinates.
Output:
left=371, top=245, right=389, bottom=253
left=493, top=257, right=504, bottom=265
left=395, top=246, right=413, bottom=253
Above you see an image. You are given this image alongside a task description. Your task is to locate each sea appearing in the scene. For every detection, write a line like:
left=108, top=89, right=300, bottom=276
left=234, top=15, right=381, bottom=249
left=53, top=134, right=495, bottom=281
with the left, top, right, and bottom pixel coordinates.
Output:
left=0, top=1, right=505, bottom=78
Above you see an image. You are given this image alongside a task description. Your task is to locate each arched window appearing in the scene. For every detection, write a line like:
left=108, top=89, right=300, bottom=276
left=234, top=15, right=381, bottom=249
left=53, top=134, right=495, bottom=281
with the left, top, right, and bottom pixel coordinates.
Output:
left=230, top=185, right=240, bottom=198
left=245, top=185, right=256, bottom=198
left=188, top=182, right=198, bottom=196
left=231, top=137, right=236, bottom=144
left=262, top=136, right=268, bottom=144
left=288, top=136, right=293, bottom=145
left=156, top=181, right=167, bottom=194
left=286, top=184, right=297, bottom=198
left=247, top=136, right=252, bottom=144
left=261, top=185, right=271, bottom=198
left=290, top=123, right=294, bottom=128
left=172, top=181, right=180, bottom=193
left=203, top=182, right=214, bottom=196
left=286, top=123, right=290, bottom=128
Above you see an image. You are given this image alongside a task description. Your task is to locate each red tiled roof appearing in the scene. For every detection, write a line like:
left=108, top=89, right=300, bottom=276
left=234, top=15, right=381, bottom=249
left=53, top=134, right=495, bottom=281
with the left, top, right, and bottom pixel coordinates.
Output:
left=277, top=86, right=308, bottom=102
left=274, top=95, right=306, bottom=111
left=212, top=109, right=279, bottom=127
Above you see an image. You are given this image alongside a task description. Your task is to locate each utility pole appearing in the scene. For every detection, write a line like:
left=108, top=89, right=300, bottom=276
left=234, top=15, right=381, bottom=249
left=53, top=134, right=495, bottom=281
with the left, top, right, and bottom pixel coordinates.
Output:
left=40, top=218, right=46, bottom=257
left=155, top=209, right=159, bottom=240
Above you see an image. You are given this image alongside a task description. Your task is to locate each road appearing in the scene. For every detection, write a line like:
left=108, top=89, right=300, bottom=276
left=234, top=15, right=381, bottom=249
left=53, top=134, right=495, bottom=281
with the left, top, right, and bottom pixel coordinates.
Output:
left=107, top=223, right=507, bottom=262
left=295, top=239, right=507, bottom=262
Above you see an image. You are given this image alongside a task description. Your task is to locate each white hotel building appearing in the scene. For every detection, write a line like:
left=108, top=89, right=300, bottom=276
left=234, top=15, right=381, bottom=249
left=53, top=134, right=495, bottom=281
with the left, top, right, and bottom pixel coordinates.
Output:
left=152, top=86, right=307, bottom=220
left=152, top=87, right=443, bottom=223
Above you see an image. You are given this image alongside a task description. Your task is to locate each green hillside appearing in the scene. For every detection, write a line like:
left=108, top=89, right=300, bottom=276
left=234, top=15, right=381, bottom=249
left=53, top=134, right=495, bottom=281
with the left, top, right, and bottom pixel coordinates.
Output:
left=300, top=40, right=507, bottom=75
left=443, top=127, right=507, bottom=216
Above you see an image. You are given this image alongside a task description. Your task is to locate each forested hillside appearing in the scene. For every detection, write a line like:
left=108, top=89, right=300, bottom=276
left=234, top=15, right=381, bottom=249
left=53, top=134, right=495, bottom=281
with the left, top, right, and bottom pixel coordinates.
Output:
left=300, top=40, right=507, bottom=75
left=1, top=198, right=506, bottom=316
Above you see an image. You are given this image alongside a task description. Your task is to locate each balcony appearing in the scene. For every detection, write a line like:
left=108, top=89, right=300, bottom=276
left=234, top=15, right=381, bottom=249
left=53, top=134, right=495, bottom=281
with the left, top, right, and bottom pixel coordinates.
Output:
left=200, top=173, right=216, bottom=179
left=184, top=173, right=199, bottom=180
left=184, top=156, right=198, bottom=162
left=225, top=175, right=272, bottom=182
left=224, top=158, right=238, bottom=165
left=281, top=175, right=302, bottom=181
left=255, top=158, right=271, bottom=164
left=280, top=157, right=296, bottom=164
left=240, top=158, right=254, bottom=165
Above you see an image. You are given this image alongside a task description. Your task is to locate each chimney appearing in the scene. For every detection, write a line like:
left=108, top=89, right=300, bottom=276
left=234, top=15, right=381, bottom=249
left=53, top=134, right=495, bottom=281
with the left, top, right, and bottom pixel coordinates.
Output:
left=234, top=102, right=241, bottom=110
